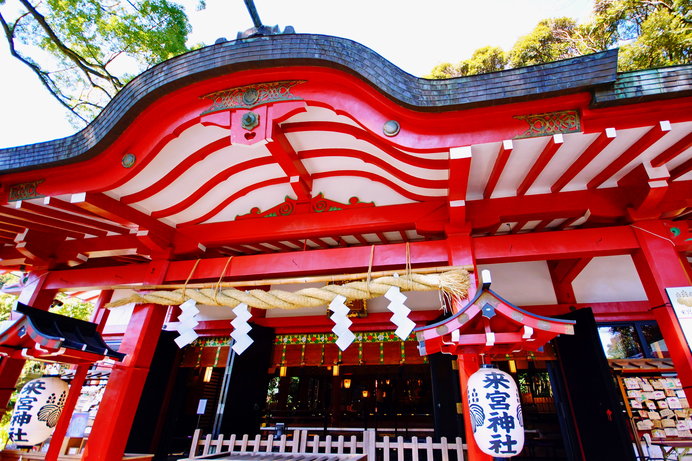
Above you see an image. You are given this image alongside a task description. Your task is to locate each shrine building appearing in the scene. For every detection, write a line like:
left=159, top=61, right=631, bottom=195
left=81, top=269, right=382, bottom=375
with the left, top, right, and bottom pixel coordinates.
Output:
left=0, top=31, right=690, bottom=461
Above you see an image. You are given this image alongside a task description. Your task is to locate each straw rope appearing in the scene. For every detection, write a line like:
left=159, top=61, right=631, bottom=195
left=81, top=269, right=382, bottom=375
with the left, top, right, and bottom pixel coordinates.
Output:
left=106, top=269, right=470, bottom=310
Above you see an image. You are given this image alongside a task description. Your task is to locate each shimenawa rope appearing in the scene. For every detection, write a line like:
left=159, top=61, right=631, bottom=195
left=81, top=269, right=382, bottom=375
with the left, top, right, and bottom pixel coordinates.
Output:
left=106, top=269, right=470, bottom=310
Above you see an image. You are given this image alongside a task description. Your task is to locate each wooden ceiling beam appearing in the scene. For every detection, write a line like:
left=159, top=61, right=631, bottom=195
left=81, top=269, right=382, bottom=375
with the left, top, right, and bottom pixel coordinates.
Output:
left=174, top=201, right=446, bottom=254
left=448, top=146, right=472, bottom=229
left=308, top=238, right=331, bottom=250
left=469, top=188, right=625, bottom=231
left=474, top=225, right=640, bottom=264
left=651, top=132, right=692, bottom=168
left=517, top=134, right=564, bottom=196
left=17, top=199, right=128, bottom=235
left=0, top=205, right=106, bottom=236
left=0, top=214, right=80, bottom=239
left=0, top=246, right=27, bottom=266
left=54, top=235, right=141, bottom=261
left=40, top=229, right=646, bottom=290
left=551, top=129, right=616, bottom=193
left=483, top=140, right=513, bottom=199
left=267, top=122, right=312, bottom=201
left=587, top=121, right=671, bottom=189
left=670, top=157, right=692, bottom=181
left=70, top=192, right=173, bottom=239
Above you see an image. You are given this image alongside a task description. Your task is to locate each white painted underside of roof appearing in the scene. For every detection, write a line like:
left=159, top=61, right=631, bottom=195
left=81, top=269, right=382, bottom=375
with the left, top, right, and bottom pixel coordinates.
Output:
left=102, top=103, right=690, bottom=229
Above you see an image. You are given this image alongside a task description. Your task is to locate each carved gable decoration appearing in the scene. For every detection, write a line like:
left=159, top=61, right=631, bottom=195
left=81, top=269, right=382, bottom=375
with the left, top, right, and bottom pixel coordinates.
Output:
left=201, top=81, right=305, bottom=114
left=514, top=110, right=581, bottom=139
left=236, top=193, right=374, bottom=220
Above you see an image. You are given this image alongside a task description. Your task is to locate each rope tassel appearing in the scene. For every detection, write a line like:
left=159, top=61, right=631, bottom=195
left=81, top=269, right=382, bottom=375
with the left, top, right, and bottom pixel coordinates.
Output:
left=106, top=269, right=470, bottom=310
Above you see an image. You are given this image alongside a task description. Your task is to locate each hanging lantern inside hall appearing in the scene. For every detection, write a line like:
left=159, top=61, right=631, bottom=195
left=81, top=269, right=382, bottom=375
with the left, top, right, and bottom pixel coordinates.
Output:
left=7, top=376, right=68, bottom=447
left=467, top=365, right=524, bottom=458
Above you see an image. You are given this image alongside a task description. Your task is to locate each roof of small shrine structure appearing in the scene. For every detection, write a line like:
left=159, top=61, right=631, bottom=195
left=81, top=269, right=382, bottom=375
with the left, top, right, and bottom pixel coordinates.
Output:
left=0, top=34, right=689, bottom=273
left=415, top=272, right=576, bottom=357
left=0, top=303, right=125, bottom=364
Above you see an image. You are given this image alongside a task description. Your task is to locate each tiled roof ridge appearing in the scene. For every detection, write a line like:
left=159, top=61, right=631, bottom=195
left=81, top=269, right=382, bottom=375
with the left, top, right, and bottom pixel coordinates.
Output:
left=1, top=33, right=621, bottom=172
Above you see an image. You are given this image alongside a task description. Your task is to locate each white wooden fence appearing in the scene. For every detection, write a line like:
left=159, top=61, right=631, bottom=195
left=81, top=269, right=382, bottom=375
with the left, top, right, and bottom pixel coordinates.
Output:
left=186, top=429, right=466, bottom=461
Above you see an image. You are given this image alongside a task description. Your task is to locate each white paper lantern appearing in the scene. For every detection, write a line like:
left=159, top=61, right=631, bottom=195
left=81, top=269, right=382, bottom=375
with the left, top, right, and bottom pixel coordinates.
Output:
left=8, top=376, right=68, bottom=447
left=467, top=365, right=524, bottom=458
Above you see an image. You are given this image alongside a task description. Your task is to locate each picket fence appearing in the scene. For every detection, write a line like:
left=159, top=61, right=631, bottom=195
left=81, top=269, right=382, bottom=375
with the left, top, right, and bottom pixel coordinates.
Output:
left=187, top=429, right=466, bottom=461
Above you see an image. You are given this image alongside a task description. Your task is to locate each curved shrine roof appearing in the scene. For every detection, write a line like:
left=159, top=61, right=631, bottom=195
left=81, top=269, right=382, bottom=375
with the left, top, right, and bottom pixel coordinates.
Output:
left=0, top=34, right=620, bottom=172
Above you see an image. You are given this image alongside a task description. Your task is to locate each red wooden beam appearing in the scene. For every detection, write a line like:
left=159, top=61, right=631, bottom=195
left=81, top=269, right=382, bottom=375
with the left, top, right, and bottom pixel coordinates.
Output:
left=556, top=215, right=583, bottom=230
left=517, top=134, right=564, bottom=196
left=267, top=122, right=312, bottom=200
left=52, top=235, right=140, bottom=260
left=41, top=226, right=649, bottom=291
left=551, top=129, right=616, bottom=193
left=670, top=158, right=692, bottom=181
left=308, top=238, right=331, bottom=250
left=483, top=140, right=513, bottom=199
left=44, top=240, right=450, bottom=290
left=70, top=192, right=173, bottom=238
left=548, top=258, right=592, bottom=284
left=449, top=146, right=472, bottom=227
left=474, top=225, right=639, bottom=263
left=0, top=246, right=27, bottom=266
left=41, top=196, right=113, bottom=221
left=0, top=214, right=74, bottom=238
left=353, top=234, right=369, bottom=245
left=587, top=122, right=671, bottom=189
left=0, top=205, right=105, bottom=237
left=618, top=163, right=670, bottom=220
left=512, top=220, right=529, bottom=233
left=651, top=132, right=692, bottom=168
left=531, top=220, right=550, bottom=233
left=14, top=229, right=67, bottom=266
left=468, top=188, right=627, bottom=230
left=17, top=200, right=127, bottom=235
left=174, top=201, right=447, bottom=253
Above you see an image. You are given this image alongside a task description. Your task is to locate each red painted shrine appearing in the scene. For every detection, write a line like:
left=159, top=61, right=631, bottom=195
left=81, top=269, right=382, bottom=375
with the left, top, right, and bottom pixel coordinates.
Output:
left=0, top=32, right=689, bottom=461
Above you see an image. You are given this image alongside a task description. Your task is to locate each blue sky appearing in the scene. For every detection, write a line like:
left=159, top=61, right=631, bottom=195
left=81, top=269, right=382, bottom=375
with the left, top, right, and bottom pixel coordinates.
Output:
left=0, top=0, right=594, bottom=148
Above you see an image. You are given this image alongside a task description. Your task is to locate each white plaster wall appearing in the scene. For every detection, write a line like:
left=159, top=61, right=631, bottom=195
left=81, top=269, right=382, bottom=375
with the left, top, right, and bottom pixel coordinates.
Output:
left=478, top=261, right=557, bottom=306
left=572, top=254, right=647, bottom=303
left=102, top=289, right=136, bottom=333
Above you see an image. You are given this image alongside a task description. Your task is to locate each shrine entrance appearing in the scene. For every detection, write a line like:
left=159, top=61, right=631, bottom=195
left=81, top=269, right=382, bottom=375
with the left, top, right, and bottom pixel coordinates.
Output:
left=263, top=364, right=434, bottom=432
left=507, top=359, right=568, bottom=460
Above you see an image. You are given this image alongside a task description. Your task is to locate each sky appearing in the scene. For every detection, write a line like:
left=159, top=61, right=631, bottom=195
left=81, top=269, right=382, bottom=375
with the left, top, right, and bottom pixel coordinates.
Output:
left=0, top=0, right=595, bottom=149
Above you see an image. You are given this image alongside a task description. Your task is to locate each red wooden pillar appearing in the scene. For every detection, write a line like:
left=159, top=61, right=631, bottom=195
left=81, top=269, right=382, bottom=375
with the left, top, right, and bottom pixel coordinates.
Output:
left=82, top=262, right=169, bottom=461
left=457, top=353, right=490, bottom=461
left=46, top=290, right=114, bottom=460
left=548, top=258, right=591, bottom=305
left=447, top=234, right=490, bottom=461
left=0, top=272, right=57, bottom=418
left=631, top=221, right=692, bottom=401
left=46, top=364, right=89, bottom=460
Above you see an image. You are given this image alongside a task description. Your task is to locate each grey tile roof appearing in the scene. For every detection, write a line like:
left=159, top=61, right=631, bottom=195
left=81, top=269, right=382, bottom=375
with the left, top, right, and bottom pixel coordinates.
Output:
left=592, top=65, right=692, bottom=106
left=0, top=34, right=622, bottom=172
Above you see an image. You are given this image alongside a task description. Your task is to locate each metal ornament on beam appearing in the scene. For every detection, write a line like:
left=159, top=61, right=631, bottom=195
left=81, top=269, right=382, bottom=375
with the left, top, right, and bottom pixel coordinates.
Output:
left=414, top=270, right=576, bottom=357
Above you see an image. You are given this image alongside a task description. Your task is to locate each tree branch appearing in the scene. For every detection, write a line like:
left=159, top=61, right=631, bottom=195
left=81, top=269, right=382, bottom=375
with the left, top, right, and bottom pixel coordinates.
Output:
left=0, top=11, right=88, bottom=124
left=16, top=0, right=123, bottom=89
